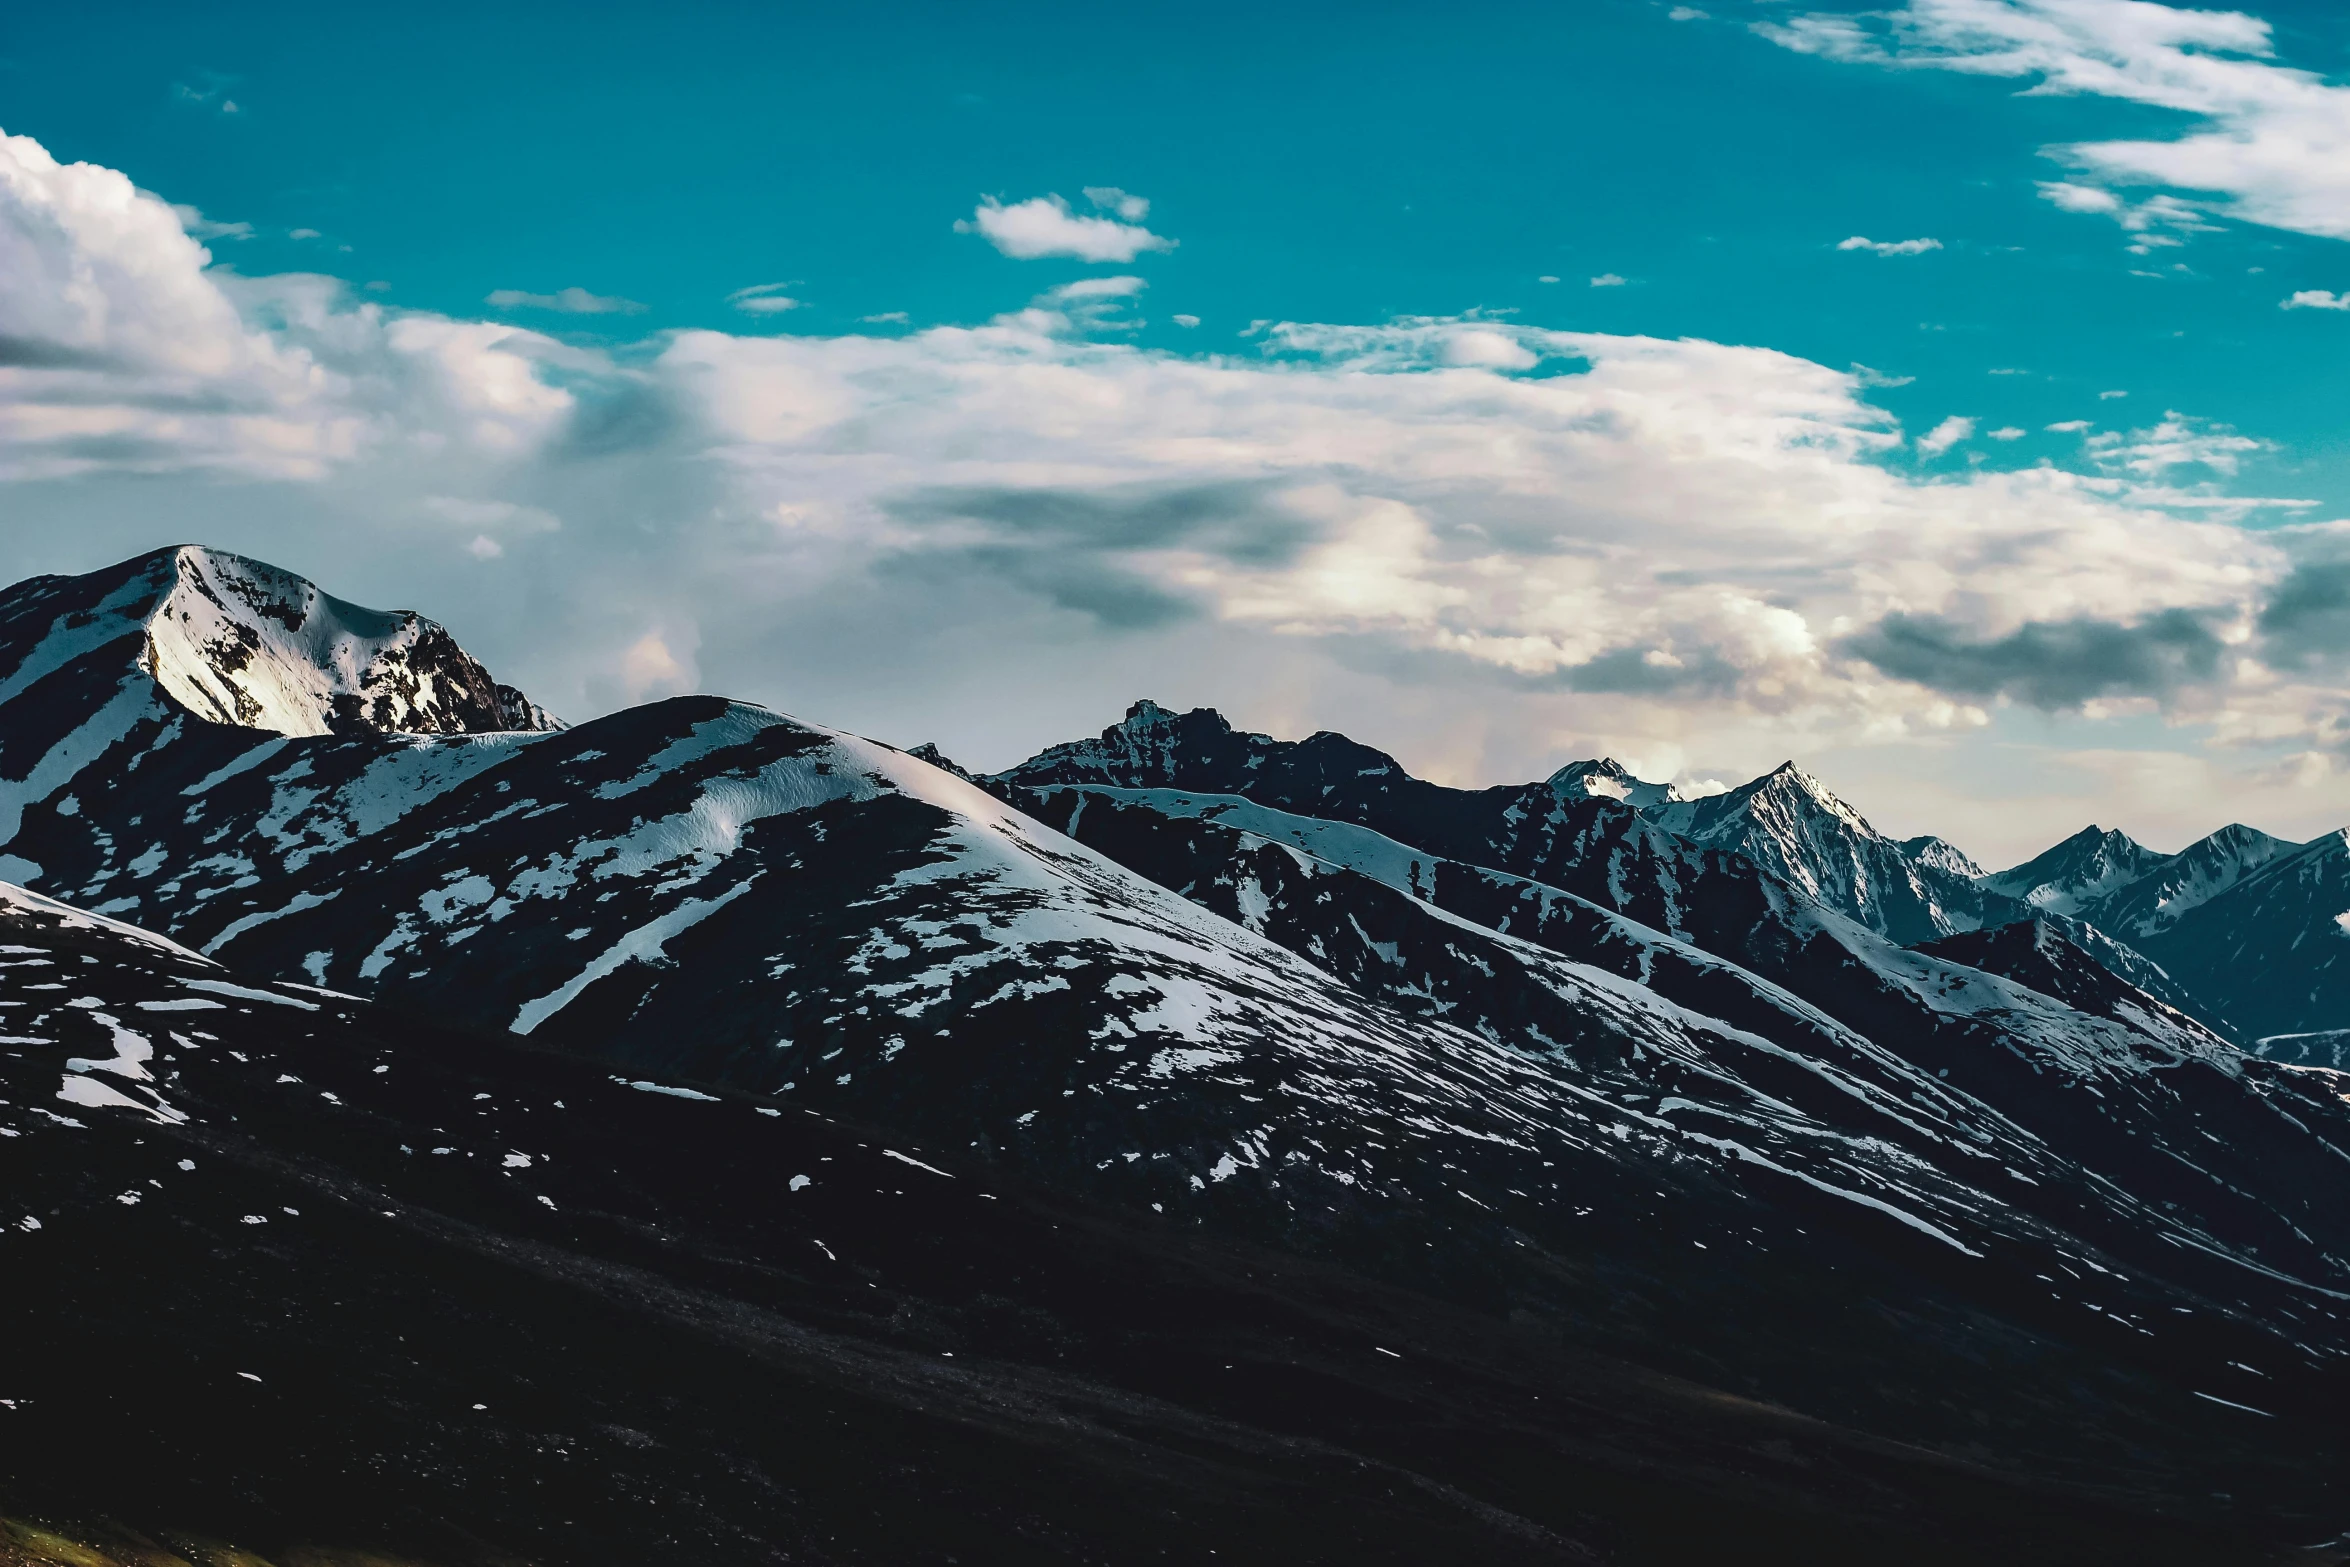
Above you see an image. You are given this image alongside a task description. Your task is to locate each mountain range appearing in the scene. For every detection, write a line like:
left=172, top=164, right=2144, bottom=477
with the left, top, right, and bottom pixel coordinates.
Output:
left=1, top=546, right=2346, bottom=1565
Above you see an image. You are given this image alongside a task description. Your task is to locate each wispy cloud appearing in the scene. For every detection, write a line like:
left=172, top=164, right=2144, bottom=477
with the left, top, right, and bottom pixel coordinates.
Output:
left=728, top=282, right=802, bottom=316
left=956, top=192, right=1175, bottom=262
left=861, top=310, right=911, bottom=325
left=171, top=78, right=240, bottom=115
left=1590, top=272, right=1628, bottom=286
left=1763, top=0, right=2350, bottom=246
left=169, top=204, right=253, bottom=242
left=1080, top=186, right=1150, bottom=222
left=1837, top=236, right=1941, bottom=256
left=485, top=286, right=646, bottom=315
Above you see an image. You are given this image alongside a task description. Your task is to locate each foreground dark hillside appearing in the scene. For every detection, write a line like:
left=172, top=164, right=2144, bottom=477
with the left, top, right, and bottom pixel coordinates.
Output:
left=0, top=894, right=2337, bottom=1567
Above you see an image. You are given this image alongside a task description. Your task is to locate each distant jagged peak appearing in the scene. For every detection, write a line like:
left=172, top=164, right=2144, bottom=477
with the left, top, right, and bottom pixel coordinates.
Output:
left=999, top=698, right=1427, bottom=792
left=1736, top=759, right=1876, bottom=834
left=1979, top=824, right=2169, bottom=915
left=1651, top=758, right=1878, bottom=843
left=1546, top=756, right=1683, bottom=811
left=0, top=544, right=560, bottom=738
left=1902, top=835, right=1986, bottom=881
left=906, top=741, right=973, bottom=782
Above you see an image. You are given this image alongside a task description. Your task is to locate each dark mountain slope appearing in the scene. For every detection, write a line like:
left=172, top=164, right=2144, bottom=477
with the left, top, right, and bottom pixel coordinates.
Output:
left=1915, top=918, right=2222, bottom=1042
left=4, top=887, right=2330, bottom=1567
left=996, top=781, right=2350, bottom=1338
left=2135, top=829, right=2350, bottom=1043
left=5, top=552, right=2350, bottom=1557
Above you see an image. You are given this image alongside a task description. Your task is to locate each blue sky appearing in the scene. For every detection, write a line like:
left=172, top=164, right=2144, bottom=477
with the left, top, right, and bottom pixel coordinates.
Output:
left=5, top=0, right=2350, bottom=860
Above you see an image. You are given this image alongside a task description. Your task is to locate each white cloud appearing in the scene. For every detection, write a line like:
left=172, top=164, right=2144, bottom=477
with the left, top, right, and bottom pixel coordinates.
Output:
left=1173, top=313, right=1201, bottom=328
left=729, top=283, right=803, bottom=316
left=2283, top=289, right=2350, bottom=311
left=1590, top=273, right=1627, bottom=286
left=2086, top=411, right=2266, bottom=480
left=169, top=204, right=253, bottom=241
left=485, top=286, right=646, bottom=315
left=955, top=194, right=1175, bottom=262
left=289, top=227, right=322, bottom=241
left=1081, top=186, right=1150, bottom=222
left=1988, top=426, right=2026, bottom=440
left=1537, top=274, right=1561, bottom=283
left=862, top=311, right=912, bottom=325
left=1917, top=415, right=1974, bottom=455
left=1765, top=0, right=2350, bottom=246
left=1837, top=236, right=1942, bottom=256
left=2047, top=419, right=2092, bottom=432
left=172, top=82, right=240, bottom=115
left=11, top=126, right=2350, bottom=850
left=1669, top=6, right=1708, bottom=19
left=2098, top=389, right=2128, bottom=399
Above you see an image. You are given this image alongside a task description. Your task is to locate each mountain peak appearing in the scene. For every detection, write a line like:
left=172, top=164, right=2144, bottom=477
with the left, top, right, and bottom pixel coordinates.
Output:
left=1980, top=823, right=2168, bottom=916
left=3, top=545, right=561, bottom=739
left=1731, top=759, right=1871, bottom=834
left=1546, top=756, right=1683, bottom=810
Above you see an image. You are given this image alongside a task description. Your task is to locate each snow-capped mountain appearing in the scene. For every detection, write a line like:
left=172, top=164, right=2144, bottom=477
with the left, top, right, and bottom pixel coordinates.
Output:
left=2084, top=821, right=2295, bottom=941
left=1901, top=833, right=1987, bottom=880
left=1637, top=760, right=2026, bottom=944
left=1975, top=821, right=2319, bottom=1038
left=989, top=706, right=2350, bottom=1300
left=1980, top=826, right=2174, bottom=917
left=1543, top=752, right=2020, bottom=944
left=2131, top=828, right=2350, bottom=1045
left=0, top=545, right=559, bottom=742
left=8, top=550, right=2350, bottom=1555
left=1545, top=755, right=1683, bottom=809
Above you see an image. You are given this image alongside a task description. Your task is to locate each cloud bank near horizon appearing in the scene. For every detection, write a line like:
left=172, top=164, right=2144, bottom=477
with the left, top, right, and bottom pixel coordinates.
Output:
left=1, top=122, right=2344, bottom=857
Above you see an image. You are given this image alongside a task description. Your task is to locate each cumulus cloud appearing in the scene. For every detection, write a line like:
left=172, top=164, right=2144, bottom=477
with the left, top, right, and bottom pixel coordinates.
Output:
left=1590, top=273, right=1627, bottom=286
left=2283, top=289, right=2350, bottom=311
left=1763, top=0, right=2350, bottom=246
left=1988, top=426, right=2025, bottom=440
left=1837, top=236, right=1942, bottom=256
left=8, top=124, right=2350, bottom=846
left=485, top=286, right=646, bottom=315
left=956, top=193, right=1175, bottom=262
left=1917, top=415, right=1974, bottom=455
